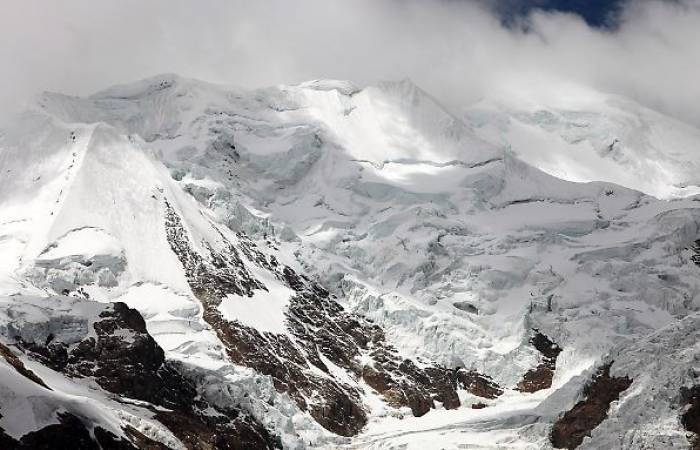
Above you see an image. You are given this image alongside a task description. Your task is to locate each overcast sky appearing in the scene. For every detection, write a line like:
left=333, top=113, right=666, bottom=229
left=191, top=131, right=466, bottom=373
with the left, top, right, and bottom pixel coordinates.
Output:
left=1, top=0, right=699, bottom=126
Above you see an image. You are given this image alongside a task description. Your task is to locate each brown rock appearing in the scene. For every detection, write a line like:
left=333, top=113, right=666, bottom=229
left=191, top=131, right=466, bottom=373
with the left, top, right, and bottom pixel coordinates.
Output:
left=456, top=369, right=503, bottom=399
left=0, top=342, right=51, bottom=390
left=517, top=329, right=562, bottom=393
left=550, top=363, right=632, bottom=449
left=680, top=385, right=700, bottom=449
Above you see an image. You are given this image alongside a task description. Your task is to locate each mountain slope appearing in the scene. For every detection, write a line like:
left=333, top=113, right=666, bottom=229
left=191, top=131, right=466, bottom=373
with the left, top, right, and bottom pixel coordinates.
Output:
left=464, top=86, right=700, bottom=199
left=2, top=75, right=700, bottom=449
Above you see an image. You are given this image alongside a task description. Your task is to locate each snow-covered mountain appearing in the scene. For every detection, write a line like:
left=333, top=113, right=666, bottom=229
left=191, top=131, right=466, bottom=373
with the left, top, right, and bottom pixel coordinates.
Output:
left=464, top=85, right=700, bottom=199
left=2, top=74, right=700, bottom=449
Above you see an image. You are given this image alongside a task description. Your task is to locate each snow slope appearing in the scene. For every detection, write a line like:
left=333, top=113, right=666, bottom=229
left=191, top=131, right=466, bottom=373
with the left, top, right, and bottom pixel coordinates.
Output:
left=464, top=85, right=700, bottom=199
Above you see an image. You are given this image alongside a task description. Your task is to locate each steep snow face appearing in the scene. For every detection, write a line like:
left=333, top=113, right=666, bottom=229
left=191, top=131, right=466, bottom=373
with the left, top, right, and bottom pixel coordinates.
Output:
left=4, top=74, right=700, bottom=448
left=0, top=101, right=328, bottom=448
left=294, top=79, right=499, bottom=167
left=0, top=115, right=186, bottom=293
left=464, top=87, right=700, bottom=199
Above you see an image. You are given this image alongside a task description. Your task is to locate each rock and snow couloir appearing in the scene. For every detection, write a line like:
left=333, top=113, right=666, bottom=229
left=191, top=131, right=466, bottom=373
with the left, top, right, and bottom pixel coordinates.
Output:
left=1, top=74, right=700, bottom=449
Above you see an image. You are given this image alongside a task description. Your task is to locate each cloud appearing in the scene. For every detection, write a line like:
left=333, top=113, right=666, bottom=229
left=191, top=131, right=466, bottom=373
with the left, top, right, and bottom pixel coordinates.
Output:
left=0, top=0, right=699, bottom=126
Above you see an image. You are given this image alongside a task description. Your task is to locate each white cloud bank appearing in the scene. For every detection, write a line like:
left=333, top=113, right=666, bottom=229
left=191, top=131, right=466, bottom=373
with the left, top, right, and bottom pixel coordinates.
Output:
left=0, top=0, right=699, bottom=125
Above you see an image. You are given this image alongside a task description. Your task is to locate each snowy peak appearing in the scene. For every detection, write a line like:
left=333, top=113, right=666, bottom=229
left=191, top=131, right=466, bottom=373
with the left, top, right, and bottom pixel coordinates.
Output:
left=465, top=89, right=700, bottom=199
left=296, top=79, right=361, bottom=96
left=90, top=73, right=184, bottom=99
left=35, top=75, right=501, bottom=168
left=0, top=116, right=179, bottom=291
left=302, top=77, right=500, bottom=167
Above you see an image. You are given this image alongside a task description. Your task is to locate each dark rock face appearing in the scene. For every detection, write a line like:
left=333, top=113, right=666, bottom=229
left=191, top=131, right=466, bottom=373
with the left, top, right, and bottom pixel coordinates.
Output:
left=17, top=299, right=280, bottom=450
left=517, top=329, right=562, bottom=393
left=680, top=385, right=700, bottom=449
left=691, top=239, right=700, bottom=268
left=0, top=412, right=144, bottom=450
left=164, top=200, right=498, bottom=436
left=550, top=363, right=632, bottom=449
left=0, top=342, right=51, bottom=390
left=456, top=369, right=503, bottom=400
left=21, top=301, right=194, bottom=411
left=453, top=301, right=478, bottom=314
left=156, top=409, right=279, bottom=450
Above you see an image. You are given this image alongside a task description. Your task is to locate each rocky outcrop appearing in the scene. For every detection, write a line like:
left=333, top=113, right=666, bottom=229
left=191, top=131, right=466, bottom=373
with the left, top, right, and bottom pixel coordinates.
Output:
left=691, top=239, right=700, bottom=268
left=15, top=298, right=280, bottom=450
left=550, top=363, right=632, bottom=449
left=456, top=369, right=503, bottom=400
left=0, top=342, right=50, bottom=390
left=0, top=412, right=147, bottom=450
left=517, top=329, right=562, bottom=393
left=163, top=201, right=498, bottom=436
left=680, top=385, right=700, bottom=449
left=155, top=409, right=279, bottom=450
left=20, top=301, right=194, bottom=410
